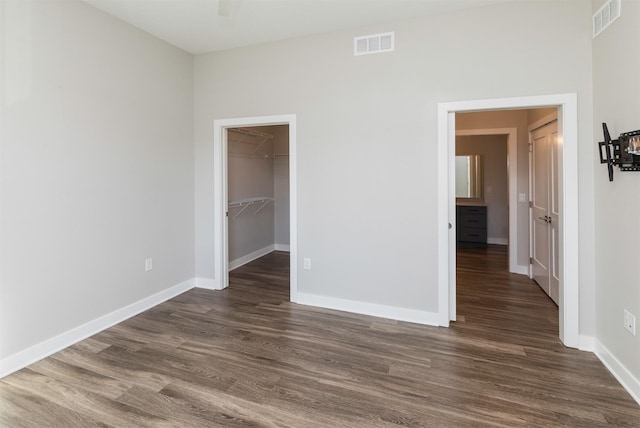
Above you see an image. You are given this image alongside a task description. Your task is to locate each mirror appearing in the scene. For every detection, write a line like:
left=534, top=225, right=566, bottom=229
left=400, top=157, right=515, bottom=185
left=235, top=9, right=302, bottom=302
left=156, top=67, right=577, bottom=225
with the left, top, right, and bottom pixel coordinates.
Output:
left=455, top=155, right=483, bottom=199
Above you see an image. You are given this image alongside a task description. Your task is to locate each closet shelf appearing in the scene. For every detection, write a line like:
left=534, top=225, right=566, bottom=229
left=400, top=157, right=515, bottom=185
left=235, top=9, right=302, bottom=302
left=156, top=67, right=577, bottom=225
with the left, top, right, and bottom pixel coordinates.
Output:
left=227, top=128, right=289, bottom=159
left=228, top=128, right=273, bottom=139
left=228, top=197, right=274, bottom=220
left=228, top=128, right=274, bottom=155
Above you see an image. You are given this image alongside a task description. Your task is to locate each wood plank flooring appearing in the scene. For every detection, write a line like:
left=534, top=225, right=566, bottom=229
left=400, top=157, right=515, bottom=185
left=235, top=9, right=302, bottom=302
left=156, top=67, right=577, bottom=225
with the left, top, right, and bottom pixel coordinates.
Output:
left=1, top=248, right=639, bottom=427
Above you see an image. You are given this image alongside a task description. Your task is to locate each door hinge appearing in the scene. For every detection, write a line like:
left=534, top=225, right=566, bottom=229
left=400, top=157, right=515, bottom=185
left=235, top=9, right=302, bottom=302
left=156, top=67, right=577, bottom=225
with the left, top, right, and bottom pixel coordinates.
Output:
left=529, top=201, right=532, bottom=208
left=529, top=257, right=533, bottom=264
left=528, top=143, right=533, bottom=152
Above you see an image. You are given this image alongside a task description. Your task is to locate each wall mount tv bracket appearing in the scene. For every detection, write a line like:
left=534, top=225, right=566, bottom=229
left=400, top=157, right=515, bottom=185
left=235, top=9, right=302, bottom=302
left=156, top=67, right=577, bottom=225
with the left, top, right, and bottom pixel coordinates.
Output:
left=598, top=123, right=640, bottom=181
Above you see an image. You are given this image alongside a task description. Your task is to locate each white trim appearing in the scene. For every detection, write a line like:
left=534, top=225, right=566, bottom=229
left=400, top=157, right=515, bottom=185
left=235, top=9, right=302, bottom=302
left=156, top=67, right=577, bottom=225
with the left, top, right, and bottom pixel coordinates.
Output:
left=437, top=109, right=454, bottom=326
left=296, top=293, right=440, bottom=326
left=288, top=119, right=298, bottom=303
left=0, top=279, right=195, bottom=379
left=194, top=277, right=218, bottom=290
left=594, top=340, right=640, bottom=406
left=274, top=244, right=290, bottom=252
left=229, top=245, right=275, bottom=271
left=438, top=93, right=579, bottom=348
left=213, top=119, right=227, bottom=291
left=512, top=264, right=530, bottom=276
left=578, top=335, right=595, bottom=352
left=213, top=114, right=297, bottom=302
left=487, top=238, right=508, bottom=245
left=456, top=128, right=518, bottom=274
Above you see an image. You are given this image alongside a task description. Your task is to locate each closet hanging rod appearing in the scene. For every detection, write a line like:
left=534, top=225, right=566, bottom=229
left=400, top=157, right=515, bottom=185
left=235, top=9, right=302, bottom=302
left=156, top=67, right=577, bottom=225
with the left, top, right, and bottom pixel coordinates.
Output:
left=227, top=137, right=273, bottom=145
left=228, top=197, right=274, bottom=220
left=227, top=129, right=273, bottom=154
left=229, top=152, right=289, bottom=159
left=228, top=197, right=272, bottom=208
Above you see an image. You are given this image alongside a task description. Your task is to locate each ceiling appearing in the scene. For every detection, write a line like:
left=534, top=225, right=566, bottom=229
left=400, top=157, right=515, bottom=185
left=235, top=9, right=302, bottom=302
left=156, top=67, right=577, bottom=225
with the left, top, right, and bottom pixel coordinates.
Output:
left=82, top=0, right=508, bottom=55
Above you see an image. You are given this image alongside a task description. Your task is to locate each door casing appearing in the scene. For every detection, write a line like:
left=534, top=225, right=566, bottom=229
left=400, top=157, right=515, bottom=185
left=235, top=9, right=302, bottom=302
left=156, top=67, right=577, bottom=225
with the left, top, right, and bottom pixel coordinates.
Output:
left=213, top=114, right=298, bottom=301
left=437, top=94, right=579, bottom=348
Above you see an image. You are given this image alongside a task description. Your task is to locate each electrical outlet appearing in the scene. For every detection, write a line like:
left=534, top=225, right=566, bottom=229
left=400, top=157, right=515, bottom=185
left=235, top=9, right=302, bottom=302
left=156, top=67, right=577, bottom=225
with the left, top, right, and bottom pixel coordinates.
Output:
left=145, top=258, right=153, bottom=272
left=624, top=309, right=636, bottom=335
left=303, top=258, right=311, bottom=270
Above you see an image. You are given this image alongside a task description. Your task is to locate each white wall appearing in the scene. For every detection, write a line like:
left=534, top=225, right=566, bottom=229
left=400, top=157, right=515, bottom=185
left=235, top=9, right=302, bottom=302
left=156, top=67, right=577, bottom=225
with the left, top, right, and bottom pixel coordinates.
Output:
left=592, top=0, right=640, bottom=394
left=456, top=135, right=508, bottom=244
left=0, top=0, right=194, bottom=360
left=194, top=0, right=594, bottom=321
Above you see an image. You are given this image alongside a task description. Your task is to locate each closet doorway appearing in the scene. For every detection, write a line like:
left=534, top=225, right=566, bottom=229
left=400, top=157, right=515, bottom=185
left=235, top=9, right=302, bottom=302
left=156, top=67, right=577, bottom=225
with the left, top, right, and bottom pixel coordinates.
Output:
left=213, top=115, right=298, bottom=300
left=227, top=125, right=290, bottom=270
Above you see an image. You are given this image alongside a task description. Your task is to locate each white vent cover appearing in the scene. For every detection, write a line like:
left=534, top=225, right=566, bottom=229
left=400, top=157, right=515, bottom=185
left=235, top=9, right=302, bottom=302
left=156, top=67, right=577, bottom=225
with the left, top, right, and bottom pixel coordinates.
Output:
left=593, top=0, right=621, bottom=38
left=354, top=32, right=394, bottom=56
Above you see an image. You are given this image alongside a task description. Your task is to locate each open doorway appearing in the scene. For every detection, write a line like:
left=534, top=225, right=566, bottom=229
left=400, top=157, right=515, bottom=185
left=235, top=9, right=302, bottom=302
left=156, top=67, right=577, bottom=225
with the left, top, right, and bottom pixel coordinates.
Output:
left=453, top=108, right=561, bottom=338
left=226, top=125, right=290, bottom=272
left=213, top=114, right=298, bottom=301
left=437, top=94, right=579, bottom=348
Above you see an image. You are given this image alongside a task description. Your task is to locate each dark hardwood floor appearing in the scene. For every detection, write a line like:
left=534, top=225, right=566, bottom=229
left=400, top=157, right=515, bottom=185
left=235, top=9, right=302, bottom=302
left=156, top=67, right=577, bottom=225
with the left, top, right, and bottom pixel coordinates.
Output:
left=1, top=248, right=639, bottom=427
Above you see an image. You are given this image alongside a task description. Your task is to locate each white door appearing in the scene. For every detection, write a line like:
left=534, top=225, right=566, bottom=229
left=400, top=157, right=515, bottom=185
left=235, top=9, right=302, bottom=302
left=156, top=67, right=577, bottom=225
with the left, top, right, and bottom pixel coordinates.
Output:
left=549, top=123, right=560, bottom=304
left=530, top=120, right=559, bottom=304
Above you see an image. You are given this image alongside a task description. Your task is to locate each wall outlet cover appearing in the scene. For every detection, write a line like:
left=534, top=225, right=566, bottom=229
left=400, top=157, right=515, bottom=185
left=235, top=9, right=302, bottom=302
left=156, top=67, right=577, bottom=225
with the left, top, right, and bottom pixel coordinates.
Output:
left=623, top=309, right=636, bottom=335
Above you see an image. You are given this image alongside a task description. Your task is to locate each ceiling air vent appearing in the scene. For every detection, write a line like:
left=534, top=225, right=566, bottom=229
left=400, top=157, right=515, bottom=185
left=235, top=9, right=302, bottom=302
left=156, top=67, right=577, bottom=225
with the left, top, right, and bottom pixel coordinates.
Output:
left=593, top=0, right=621, bottom=38
left=354, top=32, right=394, bottom=56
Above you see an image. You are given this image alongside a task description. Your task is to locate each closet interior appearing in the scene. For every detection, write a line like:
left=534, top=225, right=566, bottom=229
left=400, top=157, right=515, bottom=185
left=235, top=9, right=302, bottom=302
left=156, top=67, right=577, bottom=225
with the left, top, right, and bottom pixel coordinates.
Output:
left=227, top=125, right=290, bottom=271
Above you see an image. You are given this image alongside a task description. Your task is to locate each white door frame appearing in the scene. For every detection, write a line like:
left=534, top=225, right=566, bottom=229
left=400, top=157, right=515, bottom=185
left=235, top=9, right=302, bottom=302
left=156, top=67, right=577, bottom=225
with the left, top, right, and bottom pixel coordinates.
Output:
left=437, top=94, right=579, bottom=348
left=213, top=114, right=298, bottom=301
left=456, top=128, right=520, bottom=275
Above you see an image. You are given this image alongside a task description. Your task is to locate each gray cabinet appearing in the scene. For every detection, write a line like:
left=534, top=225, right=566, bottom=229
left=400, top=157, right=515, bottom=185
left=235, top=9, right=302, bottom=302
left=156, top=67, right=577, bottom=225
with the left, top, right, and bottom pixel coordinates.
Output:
left=457, top=205, right=487, bottom=246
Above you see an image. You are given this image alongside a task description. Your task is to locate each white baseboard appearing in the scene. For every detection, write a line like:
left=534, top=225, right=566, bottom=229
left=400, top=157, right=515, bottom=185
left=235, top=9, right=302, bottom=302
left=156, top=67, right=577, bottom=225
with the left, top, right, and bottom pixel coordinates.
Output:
left=578, top=334, right=595, bottom=352
left=294, top=292, right=440, bottom=326
left=274, top=244, right=290, bottom=252
left=594, top=339, right=640, bottom=406
left=0, top=279, right=195, bottom=379
left=510, top=264, right=529, bottom=276
left=229, top=245, right=274, bottom=271
left=194, top=277, right=219, bottom=290
left=487, top=237, right=508, bottom=245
